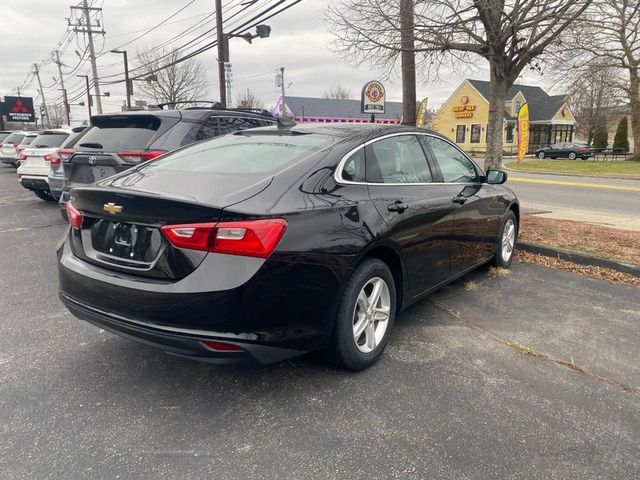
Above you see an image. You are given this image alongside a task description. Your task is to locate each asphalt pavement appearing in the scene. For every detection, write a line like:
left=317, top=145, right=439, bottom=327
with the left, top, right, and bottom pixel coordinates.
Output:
left=1, top=165, right=639, bottom=479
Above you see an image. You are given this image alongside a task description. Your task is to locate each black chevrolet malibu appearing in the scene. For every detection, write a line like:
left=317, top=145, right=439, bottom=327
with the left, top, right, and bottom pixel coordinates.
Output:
left=57, top=124, right=519, bottom=370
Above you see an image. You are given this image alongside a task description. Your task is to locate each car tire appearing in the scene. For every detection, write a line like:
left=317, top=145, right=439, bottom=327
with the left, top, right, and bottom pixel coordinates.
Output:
left=330, top=258, right=397, bottom=371
left=537, top=152, right=545, bottom=159
left=493, top=210, right=518, bottom=268
left=568, top=152, right=577, bottom=160
left=32, top=189, right=55, bottom=202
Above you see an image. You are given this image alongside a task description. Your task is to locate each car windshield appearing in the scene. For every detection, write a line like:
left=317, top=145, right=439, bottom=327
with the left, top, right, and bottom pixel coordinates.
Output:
left=0, top=133, right=11, bottom=142
left=20, top=136, right=37, bottom=146
left=3, top=133, right=26, bottom=145
left=145, top=132, right=334, bottom=175
left=31, top=132, right=70, bottom=148
left=74, top=115, right=162, bottom=151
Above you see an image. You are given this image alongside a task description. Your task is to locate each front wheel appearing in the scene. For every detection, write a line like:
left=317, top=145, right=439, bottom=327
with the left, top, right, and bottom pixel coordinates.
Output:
left=493, top=211, right=518, bottom=268
left=568, top=152, right=577, bottom=160
left=537, top=151, right=545, bottom=159
left=330, top=259, right=396, bottom=371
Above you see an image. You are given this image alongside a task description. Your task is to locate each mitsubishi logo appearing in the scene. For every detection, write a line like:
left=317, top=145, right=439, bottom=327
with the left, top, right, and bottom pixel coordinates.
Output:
left=103, top=202, right=123, bottom=215
left=11, top=99, right=29, bottom=113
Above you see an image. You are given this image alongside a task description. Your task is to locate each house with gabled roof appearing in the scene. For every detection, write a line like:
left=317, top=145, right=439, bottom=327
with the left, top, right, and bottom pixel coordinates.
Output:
left=431, top=79, right=577, bottom=154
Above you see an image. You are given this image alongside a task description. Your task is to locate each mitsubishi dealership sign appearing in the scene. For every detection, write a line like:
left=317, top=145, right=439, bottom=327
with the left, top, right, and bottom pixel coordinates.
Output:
left=3, top=96, right=35, bottom=123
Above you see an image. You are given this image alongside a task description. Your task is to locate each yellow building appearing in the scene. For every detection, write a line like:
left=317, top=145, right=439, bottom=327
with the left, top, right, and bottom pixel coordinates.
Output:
left=432, top=79, right=576, bottom=154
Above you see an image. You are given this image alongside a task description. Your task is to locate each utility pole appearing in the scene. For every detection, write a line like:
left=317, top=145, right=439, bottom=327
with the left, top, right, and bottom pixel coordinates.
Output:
left=77, top=74, right=92, bottom=118
left=33, top=64, right=50, bottom=128
left=111, top=49, right=131, bottom=110
left=16, top=86, right=21, bottom=97
left=279, top=67, right=286, bottom=118
left=215, top=0, right=227, bottom=107
left=225, top=63, right=233, bottom=108
left=54, top=50, right=71, bottom=125
left=70, top=0, right=105, bottom=114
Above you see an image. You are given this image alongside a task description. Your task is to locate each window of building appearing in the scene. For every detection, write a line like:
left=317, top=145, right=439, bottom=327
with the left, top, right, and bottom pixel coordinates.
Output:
left=455, top=125, right=466, bottom=144
left=365, top=135, right=433, bottom=184
left=514, top=100, right=523, bottom=116
left=470, top=124, right=481, bottom=144
left=425, top=136, right=479, bottom=184
left=505, top=124, right=515, bottom=144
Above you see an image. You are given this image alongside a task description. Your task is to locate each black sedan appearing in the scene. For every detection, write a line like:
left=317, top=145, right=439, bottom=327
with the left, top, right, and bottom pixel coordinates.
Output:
left=57, top=124, right=519, bottom=370
left=535, top=142, right=593, bottom=160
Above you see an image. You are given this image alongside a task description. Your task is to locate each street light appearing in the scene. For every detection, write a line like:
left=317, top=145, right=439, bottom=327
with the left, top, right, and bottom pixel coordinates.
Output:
left=110, top=49, right=132, bottom=110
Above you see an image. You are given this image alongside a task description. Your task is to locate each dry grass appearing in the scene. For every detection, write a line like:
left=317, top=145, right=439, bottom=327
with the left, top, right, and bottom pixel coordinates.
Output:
left=516, top=251, right=640, bottom=288
left=520, top=214, right=640, bottom=266
left=464, top=280, right=478, bottom=291
left=487, top=266, right=511, bottom=278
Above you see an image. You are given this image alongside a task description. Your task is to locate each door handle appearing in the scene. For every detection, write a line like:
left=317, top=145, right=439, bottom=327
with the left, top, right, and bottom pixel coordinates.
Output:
left=387, top=201, right=409, bottom=213
left=452, top=195, right=467, bottom=205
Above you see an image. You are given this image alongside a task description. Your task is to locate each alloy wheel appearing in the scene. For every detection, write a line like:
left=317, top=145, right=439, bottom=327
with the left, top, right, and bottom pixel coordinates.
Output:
left=501, top=219, right=516, bottom=263
left=352, top=277, right=391, bottom=353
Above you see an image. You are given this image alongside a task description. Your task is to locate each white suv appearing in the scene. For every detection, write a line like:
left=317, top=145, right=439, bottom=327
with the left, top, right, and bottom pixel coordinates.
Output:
left=1, top=131, right=37, bottom=168
left=17, top=129, right=72, bottom=201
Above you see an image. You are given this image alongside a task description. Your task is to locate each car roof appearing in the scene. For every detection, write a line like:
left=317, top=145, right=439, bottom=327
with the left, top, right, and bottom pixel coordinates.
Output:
left=245, top=123, right=441, bottom=141
left=89, top=107, right=275, bottom=122
left=37, top=129, right=73, bottom=135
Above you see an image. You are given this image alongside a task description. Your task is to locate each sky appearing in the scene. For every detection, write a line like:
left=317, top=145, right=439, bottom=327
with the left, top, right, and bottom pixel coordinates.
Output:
left=0, top=0, right=548, bottom=125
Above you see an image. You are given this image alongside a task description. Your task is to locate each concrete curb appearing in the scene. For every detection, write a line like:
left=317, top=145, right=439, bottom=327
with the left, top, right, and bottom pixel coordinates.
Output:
left=517, top=241, right=640, bottom=278
left=503, top=163, right=640, bottom=182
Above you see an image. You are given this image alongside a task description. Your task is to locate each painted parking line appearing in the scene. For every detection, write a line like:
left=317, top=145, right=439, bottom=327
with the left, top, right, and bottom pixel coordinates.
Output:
left=508, top=177, right=640, bottom=192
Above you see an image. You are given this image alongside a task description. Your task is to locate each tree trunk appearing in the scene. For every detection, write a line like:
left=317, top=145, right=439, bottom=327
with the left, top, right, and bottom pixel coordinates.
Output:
left=485, top=64, right=509, bottom=170
left=628, top=68, right=640, bottom=160
left=400, top=0, right=416, bottom=126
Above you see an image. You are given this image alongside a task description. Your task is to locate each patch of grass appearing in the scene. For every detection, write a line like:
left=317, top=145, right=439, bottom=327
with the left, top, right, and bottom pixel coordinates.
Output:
left=487, top=266, right=511, bottom=278
left=505, top=159, right=640, bottom=178
left=464, top=280, right=478, bottom=291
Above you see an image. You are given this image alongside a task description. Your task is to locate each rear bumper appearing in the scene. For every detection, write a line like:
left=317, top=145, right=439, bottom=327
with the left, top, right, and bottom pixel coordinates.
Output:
left=0, top=156, right=18, bottom=165
left=19, top=175, right=49, bottom=191
left=49, top=175, right=64, bottom=199
left=60, top=292, right=303, bottom=365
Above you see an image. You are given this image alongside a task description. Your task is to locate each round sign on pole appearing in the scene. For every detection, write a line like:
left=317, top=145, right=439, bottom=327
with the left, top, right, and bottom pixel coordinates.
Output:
left=361, top=81, right=386, bottom=115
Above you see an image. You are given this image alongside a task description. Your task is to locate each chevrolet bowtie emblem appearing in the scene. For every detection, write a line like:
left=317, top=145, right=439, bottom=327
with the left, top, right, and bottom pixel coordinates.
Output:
left=103, top=202, right=123, bottom=215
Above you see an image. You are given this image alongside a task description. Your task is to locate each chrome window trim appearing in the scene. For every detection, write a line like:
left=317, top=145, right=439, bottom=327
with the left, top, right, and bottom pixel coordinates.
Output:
left=334, top=131, right=484, bottom=186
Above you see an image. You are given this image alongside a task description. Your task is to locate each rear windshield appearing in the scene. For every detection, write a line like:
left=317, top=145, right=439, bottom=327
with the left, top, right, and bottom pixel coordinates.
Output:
left=146, top=133, right=333, bottom=174
left=0, top=133, right=11, bottom=142
left=74, top=115, right=162, bottom=152
left=20, top=136, right=36, bottom=146
left=32, top=132, right=70, bottom=148
left=3, top=133, right=25, bottom=145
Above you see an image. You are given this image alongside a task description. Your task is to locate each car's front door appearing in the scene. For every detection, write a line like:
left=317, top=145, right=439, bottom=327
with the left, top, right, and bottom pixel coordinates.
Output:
left=364, top=134, right=455, bottom=298
left=423, top=135, right=503, bottom=275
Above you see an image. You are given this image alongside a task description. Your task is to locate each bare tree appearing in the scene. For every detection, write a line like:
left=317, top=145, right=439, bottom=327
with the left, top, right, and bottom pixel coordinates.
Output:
left=46, top=104, right=67, bottom=128
left=236, top=89, right=264, bottom=109
left=322, top=85, right=353, bottom=100
left=326, top=0, right=593, bottom=169
left=550, top=0, right=640, bottom=159
left=135, top=47, right=208, bottom=106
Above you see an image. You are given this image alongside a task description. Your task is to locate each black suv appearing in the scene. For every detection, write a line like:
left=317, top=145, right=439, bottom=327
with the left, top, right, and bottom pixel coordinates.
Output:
left=59, top=104, right=275, bottom=218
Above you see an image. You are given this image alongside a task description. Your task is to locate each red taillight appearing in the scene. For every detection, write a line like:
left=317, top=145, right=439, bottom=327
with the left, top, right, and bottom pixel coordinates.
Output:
left=117, top=150, right=165, bottom=163
left=66, top=202, right=83, bottom=229
left=44, top=153, right=61, bottom=164
left=58, top=148, right=76, bottom=161
left=160, top=219, right=288, bottom=258
left=202, top=341, right=244, bottom=352
left=19, top=152, right=27, bottom=161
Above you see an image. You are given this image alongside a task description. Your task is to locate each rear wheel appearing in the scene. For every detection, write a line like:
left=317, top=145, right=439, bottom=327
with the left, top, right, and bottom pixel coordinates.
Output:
left=537, top=151, right=545, bottom=159
left=493, top=211, right=518, bottom=268
left=568, top=152, right=577, bottom=160
left=32, top=189, right=55, bottom=202
left=330, top=259, right=396, bottom=371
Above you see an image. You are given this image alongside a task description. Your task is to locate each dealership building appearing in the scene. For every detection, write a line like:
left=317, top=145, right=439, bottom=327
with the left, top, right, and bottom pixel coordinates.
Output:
left=431, top=79, right=577, bottom=154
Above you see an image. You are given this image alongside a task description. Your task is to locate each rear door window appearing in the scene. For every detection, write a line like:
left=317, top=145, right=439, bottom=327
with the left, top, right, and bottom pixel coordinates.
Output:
left=31, top=132, right=70, bottom=148
left=196, top=115, right=274, bottom=141
left=74, top=115, right=162, bottom=152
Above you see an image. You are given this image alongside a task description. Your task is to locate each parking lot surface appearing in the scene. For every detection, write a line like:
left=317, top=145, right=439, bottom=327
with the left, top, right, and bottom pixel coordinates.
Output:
left=1, top=165, right=639, bottom=479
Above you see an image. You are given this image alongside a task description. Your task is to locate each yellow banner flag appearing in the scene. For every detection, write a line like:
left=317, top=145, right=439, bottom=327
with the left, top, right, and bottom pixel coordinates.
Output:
left=416, top=97, right=429, bottom=128
left=517, top=102, right=529, bottom=163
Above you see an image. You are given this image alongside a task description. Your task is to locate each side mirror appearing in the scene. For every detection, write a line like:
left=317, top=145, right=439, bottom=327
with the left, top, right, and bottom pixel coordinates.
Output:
left=486, top=169, right=508, bottom=184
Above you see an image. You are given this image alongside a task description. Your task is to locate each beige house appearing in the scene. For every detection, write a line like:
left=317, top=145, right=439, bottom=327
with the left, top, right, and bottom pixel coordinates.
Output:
left=432, top=79, right=577, bottom=154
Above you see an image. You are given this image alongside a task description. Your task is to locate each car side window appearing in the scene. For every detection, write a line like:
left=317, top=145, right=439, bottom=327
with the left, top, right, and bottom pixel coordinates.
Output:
left=341, top=148, right=366, bottom=182
left=425, top=136, right=479, bottom=183
left=197, top=116, right=274, bottom=141
left=365, top=135, right=432, bottom=184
